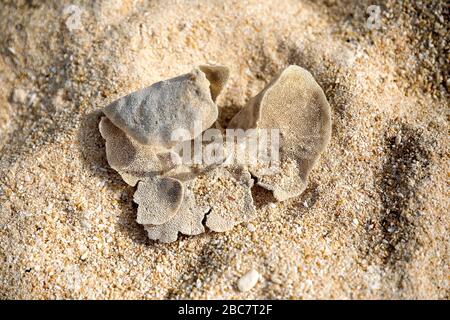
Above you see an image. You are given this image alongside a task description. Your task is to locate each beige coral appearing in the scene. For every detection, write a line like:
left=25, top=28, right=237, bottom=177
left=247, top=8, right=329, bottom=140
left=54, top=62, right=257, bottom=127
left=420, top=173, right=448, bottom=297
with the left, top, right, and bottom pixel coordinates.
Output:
left=229, top=65, right=332, bottom=201
left=99, top=64, right=331, bottom=243
left=103, top=68, right=218, bottom=147
left=144, top=179, right=209, bottom=243
left=98, top=116, right=179, bottom=186
left=134, top=176, right=184, bottom=225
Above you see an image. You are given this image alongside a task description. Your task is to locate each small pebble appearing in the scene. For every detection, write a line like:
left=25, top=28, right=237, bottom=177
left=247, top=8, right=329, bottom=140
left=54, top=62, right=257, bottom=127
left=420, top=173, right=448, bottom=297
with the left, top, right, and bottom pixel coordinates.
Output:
left=80, top=252, right=89, bottom=261
left=12, top=88, right=28, bottom=104
left=247, top=223, right=256, bottom=232
left=237, top=269, right=260, bottom=292
left=387, top=226, right=396, bottom=233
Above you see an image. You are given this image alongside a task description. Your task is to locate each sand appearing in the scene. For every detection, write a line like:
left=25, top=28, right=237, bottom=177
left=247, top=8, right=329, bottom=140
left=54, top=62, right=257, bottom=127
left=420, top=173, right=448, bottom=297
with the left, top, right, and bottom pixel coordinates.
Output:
left=0, top=0, right=448, bottom=299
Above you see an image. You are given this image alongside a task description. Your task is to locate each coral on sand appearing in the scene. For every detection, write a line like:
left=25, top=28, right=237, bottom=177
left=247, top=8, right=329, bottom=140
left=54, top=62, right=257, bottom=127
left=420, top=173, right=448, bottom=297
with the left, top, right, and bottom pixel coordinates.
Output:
left=103, top=68, right=218, bottom=147
left=229, top=65, right=331, bottom=201
left=100, top=65, right=329, bottom=243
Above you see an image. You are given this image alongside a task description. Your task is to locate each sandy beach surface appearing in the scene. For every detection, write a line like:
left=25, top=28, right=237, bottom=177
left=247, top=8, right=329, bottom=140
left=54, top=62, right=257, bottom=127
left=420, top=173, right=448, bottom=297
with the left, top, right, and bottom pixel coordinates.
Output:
left=0, top=0, right=448, bottom=299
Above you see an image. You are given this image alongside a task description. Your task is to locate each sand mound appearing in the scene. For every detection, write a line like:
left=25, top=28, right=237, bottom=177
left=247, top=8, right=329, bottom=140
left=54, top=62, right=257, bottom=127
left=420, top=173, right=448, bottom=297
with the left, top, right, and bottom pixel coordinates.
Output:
left=0, top=0, right=448, bottom=299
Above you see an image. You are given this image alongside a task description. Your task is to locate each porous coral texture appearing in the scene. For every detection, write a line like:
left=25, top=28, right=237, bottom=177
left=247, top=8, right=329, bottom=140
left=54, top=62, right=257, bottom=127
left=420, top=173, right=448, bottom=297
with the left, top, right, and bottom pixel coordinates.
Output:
left=101, top=64, right=328, bottom=243
left=229, top=65, right=331, bottom=201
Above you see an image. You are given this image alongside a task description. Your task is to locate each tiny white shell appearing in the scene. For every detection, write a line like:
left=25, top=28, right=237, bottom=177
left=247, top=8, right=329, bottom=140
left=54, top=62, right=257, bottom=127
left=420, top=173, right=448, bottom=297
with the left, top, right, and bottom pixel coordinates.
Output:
left=237, top=269, right=260, bottom=292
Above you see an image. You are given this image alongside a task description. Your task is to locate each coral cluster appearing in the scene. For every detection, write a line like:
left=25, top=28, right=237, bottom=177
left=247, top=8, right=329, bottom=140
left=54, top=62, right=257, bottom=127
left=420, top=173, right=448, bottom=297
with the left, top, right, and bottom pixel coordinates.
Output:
left=99, top=65, right=331, bottom=243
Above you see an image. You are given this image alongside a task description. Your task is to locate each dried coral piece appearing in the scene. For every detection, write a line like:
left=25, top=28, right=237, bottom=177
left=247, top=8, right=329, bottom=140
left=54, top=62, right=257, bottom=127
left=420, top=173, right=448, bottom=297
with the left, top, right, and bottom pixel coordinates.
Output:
left=199, top=64, right=230, bottom=101
left=134, top=176, right=184, bottom=225
left=99, top=116, right=179, bottom=186
left=144, top=179, right=210, bottom=243
left=229, top=65, right=331, bottom=201
left=202, top=166, right=256, bottom=232
left=99, top=65, right=330, bottom=243
left=237, top=269, right=260, bottom=292
left=251, top=159, right=305, bottom=201
left=103, top=68, right=218, bottom=147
